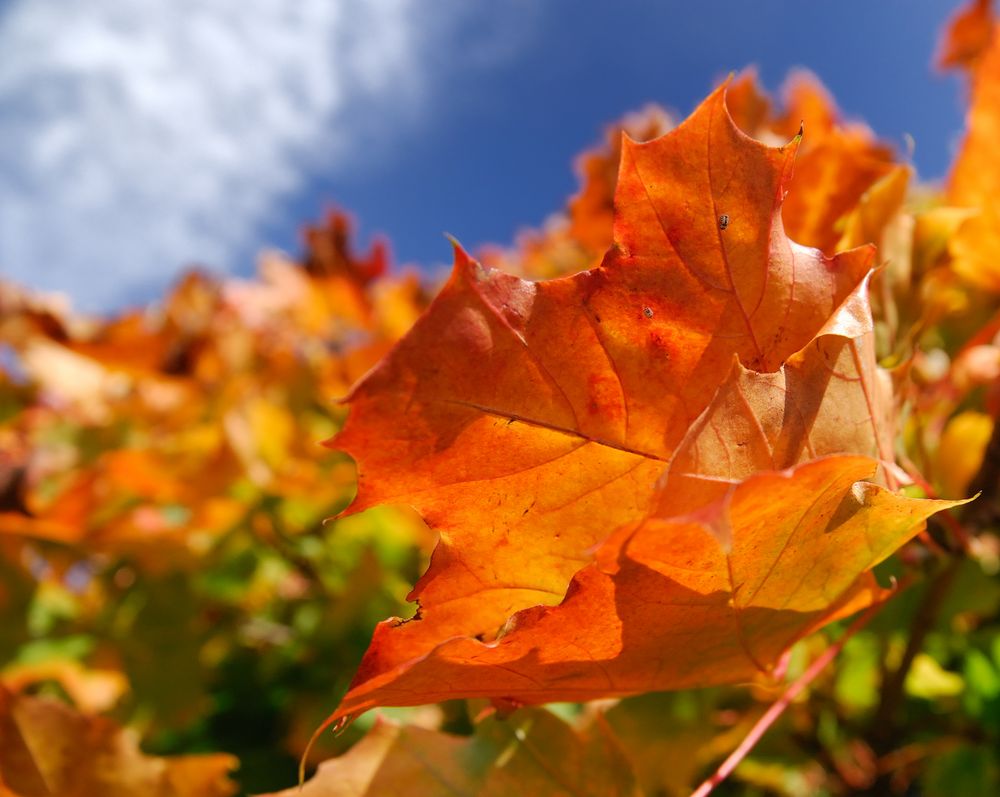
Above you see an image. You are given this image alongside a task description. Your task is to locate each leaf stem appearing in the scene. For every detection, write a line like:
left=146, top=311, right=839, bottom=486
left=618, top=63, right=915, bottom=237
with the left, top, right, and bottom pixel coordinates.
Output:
left=688, top=601, right=885, bottom=797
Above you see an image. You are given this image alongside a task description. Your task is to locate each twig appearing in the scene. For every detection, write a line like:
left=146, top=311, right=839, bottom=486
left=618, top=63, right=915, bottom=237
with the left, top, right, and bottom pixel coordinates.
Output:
left=688, top=601, right=885, bottom=797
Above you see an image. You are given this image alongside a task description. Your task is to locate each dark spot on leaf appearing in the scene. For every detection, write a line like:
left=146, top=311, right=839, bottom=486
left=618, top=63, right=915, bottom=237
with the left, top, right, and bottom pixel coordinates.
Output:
left=648, top=330, right=672, bottom=358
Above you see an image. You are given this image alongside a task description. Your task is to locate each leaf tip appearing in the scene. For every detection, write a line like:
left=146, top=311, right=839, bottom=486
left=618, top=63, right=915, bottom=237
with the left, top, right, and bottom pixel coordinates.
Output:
left=444, top=233, right=473, bottom=262
left=444, top=234, right=483, bottom=282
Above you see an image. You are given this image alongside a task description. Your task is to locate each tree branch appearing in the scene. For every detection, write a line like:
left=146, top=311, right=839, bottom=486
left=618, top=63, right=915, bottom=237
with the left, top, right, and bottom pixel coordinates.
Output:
left=688, top=600, right=886, bottom=797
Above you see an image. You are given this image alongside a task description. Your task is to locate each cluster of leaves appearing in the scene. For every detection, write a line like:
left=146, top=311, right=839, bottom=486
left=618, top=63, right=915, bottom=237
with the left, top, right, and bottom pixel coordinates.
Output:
left=3, top=2, right=1000, bottom=795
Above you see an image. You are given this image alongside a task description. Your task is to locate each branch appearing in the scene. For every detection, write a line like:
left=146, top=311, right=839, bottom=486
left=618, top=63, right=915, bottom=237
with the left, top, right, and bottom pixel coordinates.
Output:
left=688, top=601, right=885, bottom=797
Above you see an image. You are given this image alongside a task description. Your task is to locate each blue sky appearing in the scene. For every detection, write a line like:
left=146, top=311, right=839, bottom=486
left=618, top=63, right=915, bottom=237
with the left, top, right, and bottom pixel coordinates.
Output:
left=0, top=0, right=969, bottom=312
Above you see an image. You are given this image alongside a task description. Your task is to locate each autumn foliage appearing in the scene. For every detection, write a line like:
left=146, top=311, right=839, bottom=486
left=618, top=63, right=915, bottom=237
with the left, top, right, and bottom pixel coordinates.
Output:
left=328, top=84, right=951, bottom=725
left=4, top=3, right=1000, bottom=795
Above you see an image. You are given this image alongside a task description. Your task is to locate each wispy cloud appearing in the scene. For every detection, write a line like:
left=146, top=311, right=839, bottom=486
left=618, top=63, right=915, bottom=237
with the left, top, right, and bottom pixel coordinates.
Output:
left=0, top=0, right=529, bottom=311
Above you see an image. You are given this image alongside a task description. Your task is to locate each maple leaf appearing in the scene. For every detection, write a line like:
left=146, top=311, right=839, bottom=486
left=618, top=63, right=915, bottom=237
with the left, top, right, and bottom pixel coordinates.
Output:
left=321, top=82, right=954, bottom=726
left=267, top=709, right=637, bottom=797
left=333, top=82, right=874, bottom=682
left=0, top=687, right=236, bottom=797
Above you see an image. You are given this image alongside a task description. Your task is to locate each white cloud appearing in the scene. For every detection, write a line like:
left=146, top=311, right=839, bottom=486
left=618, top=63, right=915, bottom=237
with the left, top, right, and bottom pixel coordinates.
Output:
left=0, top=0, right=521, bottom=311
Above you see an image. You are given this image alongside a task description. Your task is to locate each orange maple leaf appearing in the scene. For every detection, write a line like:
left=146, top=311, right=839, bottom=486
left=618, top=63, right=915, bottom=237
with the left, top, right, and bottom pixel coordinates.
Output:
left=325, top=83, right=954, bottom=725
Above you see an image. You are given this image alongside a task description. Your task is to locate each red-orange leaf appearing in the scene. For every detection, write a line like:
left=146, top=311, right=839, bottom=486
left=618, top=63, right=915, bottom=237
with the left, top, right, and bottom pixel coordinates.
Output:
left=326, top=82, right=932, bottom=726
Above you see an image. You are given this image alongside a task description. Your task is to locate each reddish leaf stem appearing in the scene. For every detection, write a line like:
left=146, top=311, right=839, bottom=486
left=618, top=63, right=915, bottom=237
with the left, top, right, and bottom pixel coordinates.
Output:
left=688, top=602, right=884, bottom=797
